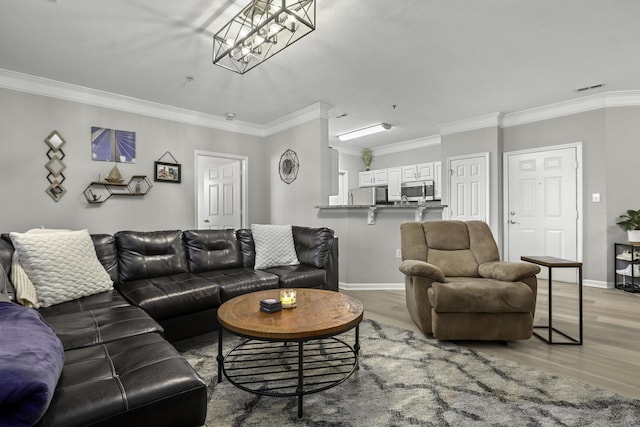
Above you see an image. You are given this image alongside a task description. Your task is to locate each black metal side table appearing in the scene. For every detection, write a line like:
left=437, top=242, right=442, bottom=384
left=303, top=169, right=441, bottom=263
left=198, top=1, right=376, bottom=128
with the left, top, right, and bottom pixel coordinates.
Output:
left=521, top=256, right=583, bottom=345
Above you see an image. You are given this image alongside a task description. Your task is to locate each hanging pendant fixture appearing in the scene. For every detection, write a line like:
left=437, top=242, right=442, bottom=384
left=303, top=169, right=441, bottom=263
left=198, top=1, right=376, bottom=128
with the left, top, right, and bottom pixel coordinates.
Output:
left=213, top=0, right=316, bottom=74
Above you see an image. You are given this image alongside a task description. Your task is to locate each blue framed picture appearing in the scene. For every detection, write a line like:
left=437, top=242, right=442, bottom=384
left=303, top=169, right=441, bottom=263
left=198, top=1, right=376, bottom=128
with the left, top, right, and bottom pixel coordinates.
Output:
left=91, top=127, right=136, bottom=163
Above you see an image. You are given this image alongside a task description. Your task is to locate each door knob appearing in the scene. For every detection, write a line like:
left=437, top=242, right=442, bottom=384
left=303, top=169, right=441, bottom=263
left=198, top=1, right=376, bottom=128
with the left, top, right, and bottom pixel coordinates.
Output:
left=509, top=219, right=517, bottom=224
left=204, top=219, right=210, bottom=223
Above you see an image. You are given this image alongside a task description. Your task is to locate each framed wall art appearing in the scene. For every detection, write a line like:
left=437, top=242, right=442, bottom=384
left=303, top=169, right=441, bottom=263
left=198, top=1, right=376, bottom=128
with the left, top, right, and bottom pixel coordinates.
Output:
left=154, top=161, right=181, bottom=183
left=91, top=126, right=136, bottom=163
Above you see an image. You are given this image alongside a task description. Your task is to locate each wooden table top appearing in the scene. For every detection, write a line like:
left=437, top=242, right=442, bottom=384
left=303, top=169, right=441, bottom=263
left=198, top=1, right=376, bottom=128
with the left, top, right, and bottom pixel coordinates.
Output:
left=521, top=255, right=582, bottom=268
left=217, top=289, right=364, bottom=341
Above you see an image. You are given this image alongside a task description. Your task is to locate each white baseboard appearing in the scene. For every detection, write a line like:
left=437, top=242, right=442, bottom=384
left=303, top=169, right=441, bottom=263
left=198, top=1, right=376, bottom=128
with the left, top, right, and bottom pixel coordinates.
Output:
left=339, top=282, right=404, bottom=291
left=583, top=279, right=611, bottom=289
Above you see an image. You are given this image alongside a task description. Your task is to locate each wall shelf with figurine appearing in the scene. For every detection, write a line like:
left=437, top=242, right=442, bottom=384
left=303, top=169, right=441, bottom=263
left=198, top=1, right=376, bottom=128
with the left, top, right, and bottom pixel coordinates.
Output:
left=83, top=175, right=152, bottom=204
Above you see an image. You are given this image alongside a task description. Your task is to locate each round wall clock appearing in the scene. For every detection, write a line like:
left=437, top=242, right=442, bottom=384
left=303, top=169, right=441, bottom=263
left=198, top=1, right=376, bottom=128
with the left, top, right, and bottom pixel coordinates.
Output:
left=279, top=149, right=299, bottom=184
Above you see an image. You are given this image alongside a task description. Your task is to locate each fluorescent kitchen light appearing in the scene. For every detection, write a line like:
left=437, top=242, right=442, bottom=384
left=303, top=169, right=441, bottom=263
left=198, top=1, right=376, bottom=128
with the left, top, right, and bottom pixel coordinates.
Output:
left=337, top=123, right=392, bottom=141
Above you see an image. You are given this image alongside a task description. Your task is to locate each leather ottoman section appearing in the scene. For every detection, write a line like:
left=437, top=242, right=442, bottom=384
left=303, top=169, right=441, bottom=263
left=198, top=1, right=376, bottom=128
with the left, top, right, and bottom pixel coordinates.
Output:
left=265, top=264, right=327, bottom=289
left=37, top=290, right=130, bottom=317
left=43, top=305, right=163, bottom=351
left=196, top=268, right=279, bottom=302
left=37, top=333, right=206, bottom=427
left=117, top=272, right=222, bottom=320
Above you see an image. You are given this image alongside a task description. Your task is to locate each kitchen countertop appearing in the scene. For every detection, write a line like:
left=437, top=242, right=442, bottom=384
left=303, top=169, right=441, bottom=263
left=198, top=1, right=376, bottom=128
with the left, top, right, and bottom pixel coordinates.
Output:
left=316, top=203, right=447, bottom=209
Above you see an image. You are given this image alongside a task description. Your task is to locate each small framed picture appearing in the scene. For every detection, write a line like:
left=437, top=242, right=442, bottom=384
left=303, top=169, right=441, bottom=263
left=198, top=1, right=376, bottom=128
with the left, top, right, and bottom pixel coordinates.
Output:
left=154, top=161, right=181, bottom=183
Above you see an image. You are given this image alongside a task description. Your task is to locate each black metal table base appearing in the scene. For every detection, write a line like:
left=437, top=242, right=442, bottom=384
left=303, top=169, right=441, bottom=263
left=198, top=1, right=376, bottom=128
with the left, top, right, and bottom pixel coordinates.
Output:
left=533, top=326, right=581, bottom=345
left=217, top=325, right=360, bottom=419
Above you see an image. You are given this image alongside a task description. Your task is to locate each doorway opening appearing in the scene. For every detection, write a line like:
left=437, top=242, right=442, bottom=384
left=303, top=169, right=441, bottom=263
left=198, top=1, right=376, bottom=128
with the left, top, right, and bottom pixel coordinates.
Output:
left=194, top=150, right=248, bottom=230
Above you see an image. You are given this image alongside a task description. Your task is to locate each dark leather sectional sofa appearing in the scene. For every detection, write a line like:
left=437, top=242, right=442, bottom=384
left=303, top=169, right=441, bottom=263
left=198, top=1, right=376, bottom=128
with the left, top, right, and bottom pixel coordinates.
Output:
left=0, top=226, right=338, bottom=427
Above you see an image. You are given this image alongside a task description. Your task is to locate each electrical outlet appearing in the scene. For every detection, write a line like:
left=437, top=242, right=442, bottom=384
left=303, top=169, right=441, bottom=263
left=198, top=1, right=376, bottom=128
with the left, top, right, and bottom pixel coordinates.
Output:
left=396, top=249, right=402, bottom=259
left=592, top=193, right=601, bottom=203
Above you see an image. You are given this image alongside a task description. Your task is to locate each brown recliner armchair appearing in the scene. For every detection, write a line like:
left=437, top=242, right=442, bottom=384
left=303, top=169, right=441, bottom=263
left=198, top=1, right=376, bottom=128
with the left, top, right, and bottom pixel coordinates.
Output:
left=399, top=220, right=540, bottom=341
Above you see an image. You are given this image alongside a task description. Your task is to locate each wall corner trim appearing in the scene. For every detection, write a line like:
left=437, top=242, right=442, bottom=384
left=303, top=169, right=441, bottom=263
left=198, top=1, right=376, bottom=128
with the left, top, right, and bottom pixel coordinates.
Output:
left=0, top=68, right=332, bottom=138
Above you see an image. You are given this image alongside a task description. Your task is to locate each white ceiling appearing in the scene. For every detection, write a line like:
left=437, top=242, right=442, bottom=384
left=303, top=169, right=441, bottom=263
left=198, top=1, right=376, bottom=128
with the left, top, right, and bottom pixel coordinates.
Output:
left=2, top=0, right=640, bottom=151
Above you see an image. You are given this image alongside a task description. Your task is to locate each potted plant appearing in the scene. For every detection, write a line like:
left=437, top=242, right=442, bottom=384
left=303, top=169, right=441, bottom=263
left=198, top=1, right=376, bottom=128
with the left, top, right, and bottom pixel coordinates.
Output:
left=361, top=148, right=373, bottom=171
left=616, top=209, right=640, bottom=244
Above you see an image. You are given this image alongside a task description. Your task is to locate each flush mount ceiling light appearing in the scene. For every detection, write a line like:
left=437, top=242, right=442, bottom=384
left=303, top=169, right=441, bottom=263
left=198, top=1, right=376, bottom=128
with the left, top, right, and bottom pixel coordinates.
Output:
left=337, top=123, right=392, bottom=142
left=213, top=0, right=316, bottom=74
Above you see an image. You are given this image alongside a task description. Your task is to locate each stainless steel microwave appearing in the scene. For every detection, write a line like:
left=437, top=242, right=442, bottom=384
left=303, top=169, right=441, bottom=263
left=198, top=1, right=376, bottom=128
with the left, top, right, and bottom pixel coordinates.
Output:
left=401, top=180, right=434, bottom=201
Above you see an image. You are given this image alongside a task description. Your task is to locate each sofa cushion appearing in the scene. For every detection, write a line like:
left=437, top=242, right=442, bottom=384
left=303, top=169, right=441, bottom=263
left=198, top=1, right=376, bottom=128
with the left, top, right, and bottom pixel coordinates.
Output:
left=183, top=229, right=242, bottom=273
left=251, top=224, right=299, bottom=270
left=10, top=230, right=113, bottom=307
left=37, top=289, right=130, bottom=317
left=115, top=230, right=188, bottom=283
left=292, top=226, right=334, bottom=268
left=428, top=279, right=535, bottom=313
left=37, top=333, right=206, bottom=427
left=91, top=234, right=119, bottom=284
left=195, top=268, right=279, bottom=301
left=0, top=302, right=64, bottom=427
left=43, top=305, right=163, bottom=350
left=264, top=264, right=327, bottom=289
left=117, top=273, right=222, bottom=320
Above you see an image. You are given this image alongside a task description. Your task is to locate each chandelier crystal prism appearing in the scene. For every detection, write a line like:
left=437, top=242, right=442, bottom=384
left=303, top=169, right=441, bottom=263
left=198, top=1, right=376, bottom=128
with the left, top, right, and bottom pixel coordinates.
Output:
left=213, top=0, right=316, bottom=74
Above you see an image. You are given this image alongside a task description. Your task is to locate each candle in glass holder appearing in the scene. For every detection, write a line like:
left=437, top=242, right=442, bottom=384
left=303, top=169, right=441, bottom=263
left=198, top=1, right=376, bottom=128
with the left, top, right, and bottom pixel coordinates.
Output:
left=280, top=289, right=297, bottom=308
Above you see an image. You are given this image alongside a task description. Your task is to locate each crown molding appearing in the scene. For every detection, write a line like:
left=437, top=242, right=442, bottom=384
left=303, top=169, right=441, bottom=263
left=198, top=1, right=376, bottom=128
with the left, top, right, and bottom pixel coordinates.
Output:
left=0, top=68, right=330, bottom=137
left=439, top=112, right=503, bottom=135
left=263, top=101, right=333, bottom=136
left=372, top=135, right=441, bottom=156
left=499, top=90, right=640, bottom=128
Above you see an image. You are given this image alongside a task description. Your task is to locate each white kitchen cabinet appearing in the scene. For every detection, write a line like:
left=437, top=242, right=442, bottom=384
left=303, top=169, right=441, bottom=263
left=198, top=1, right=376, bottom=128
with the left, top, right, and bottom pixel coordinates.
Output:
left=359, top=169, right=388, bottom=187
left=417, top=162, right=434, bottom=181
left=387, top=167, right=402, bottom=201
left=359, top=171, right=374, bottom=187
left=372, top=169, right=388, bottom=186
left=434, top=161, right=442, bottom=199
left=401, top=165, right=418, bottom=182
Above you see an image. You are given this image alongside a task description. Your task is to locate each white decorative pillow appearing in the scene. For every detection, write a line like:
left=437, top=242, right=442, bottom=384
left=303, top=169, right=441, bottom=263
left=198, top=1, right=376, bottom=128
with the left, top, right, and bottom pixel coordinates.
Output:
left=10, top=229, right=113, bottom=307
left=251, top=224, right=299, bottom=270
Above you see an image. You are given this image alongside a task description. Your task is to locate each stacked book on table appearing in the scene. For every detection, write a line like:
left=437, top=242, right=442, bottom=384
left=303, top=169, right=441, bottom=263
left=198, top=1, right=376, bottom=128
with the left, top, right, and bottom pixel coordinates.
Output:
left=260, top=298, right=282, bottom=313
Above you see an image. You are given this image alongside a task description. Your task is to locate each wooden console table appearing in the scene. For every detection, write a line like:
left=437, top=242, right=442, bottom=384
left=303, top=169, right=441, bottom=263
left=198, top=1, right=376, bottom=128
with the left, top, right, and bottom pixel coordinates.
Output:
left=521, top=256, right=583, bottom=345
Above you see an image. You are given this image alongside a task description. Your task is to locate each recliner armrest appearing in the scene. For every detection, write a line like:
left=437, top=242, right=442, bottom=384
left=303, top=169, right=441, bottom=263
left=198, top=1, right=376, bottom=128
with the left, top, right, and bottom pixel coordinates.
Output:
left=399, top=260, right=445, bottom=282
left=478, top=261, right=540, bottom=282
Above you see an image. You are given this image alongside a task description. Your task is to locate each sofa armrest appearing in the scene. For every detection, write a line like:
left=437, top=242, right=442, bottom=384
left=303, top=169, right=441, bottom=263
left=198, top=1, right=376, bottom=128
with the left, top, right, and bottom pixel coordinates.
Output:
left=399, top=260, right=445, bottom=282
left=478, top=261, right=540, bottom=282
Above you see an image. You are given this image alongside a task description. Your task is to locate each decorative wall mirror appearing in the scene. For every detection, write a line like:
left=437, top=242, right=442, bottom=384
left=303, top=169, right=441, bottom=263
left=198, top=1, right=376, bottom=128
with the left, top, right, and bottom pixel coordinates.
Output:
left=45, top=130, right=67, bottom=202
left=279, top=149, right=299, bottom=184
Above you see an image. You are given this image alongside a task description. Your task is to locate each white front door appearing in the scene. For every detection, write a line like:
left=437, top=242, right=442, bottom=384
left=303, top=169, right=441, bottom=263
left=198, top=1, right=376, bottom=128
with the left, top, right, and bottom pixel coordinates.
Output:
left=196, top=154, right=243, bottom=230
left=504, top=145, right=580, bottom=281
left=448, top=153, right=489, bottom=222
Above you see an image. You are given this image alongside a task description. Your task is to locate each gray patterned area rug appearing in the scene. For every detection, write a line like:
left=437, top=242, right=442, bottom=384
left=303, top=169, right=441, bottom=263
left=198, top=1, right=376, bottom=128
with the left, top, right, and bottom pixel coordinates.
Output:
left=176, top=319, right=640, bottom=426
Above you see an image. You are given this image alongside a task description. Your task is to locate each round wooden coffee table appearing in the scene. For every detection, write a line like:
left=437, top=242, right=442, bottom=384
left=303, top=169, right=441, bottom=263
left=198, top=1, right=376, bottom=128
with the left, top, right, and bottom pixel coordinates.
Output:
left=216, top=289, right=364, bottom=419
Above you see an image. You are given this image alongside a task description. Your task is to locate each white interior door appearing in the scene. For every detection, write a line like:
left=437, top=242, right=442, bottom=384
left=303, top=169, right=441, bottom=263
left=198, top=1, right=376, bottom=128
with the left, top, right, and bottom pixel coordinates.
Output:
left=197, top=155, right=243, bottom=230
left=505, top=146, right=579, bottom=282
left=448, top=153, right=489, bottom=222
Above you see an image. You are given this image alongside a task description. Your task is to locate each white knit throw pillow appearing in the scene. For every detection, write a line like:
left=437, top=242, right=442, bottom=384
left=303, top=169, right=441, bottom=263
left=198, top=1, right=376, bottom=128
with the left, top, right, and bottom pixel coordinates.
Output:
left=10, top=229, right=113, bottom=307
left=251, top=224, right=299, bottom=270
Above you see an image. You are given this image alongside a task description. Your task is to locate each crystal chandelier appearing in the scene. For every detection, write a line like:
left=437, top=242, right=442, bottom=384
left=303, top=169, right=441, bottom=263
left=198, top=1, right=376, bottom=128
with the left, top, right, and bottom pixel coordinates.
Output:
left=213, top=0, right=316, bottom=74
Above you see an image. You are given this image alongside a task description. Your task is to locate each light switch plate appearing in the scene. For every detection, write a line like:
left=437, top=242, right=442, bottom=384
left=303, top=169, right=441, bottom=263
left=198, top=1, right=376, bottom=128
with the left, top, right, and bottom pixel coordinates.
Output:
left=592, top=193, right=601, bottom=203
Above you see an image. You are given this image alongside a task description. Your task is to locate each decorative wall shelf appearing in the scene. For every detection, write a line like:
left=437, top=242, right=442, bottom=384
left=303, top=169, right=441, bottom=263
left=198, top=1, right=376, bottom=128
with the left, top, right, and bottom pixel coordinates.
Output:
left=83, top=175, right=152, bottom=204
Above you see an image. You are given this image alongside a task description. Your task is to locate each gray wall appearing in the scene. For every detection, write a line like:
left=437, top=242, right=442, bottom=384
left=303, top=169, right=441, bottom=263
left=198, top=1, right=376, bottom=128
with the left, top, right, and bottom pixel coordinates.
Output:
left=0, top=88, right=270, bottom=233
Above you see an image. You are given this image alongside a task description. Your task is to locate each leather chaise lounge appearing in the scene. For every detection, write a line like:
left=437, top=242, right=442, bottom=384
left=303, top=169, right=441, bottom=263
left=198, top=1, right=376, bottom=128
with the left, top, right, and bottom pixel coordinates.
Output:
left=0, top=226, right=338, bottom=427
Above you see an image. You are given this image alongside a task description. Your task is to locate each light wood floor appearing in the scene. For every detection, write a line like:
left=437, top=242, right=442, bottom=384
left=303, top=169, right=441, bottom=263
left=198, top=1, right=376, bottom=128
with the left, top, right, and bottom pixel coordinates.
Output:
left=343, top=282, right=640, bottom=400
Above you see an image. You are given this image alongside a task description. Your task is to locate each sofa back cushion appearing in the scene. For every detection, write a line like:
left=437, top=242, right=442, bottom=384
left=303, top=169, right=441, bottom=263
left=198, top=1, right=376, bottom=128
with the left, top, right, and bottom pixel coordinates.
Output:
left=91, top=234, right=119, bottom=284
left=183, top=230, right=242, bottom=273
left=292, top=226, right=334, bottom=268
left=236, top=229, right=256, bottom=268
left=115, top=230, right=188, bottom=283
left=401, top=221, right=501, bottom=278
